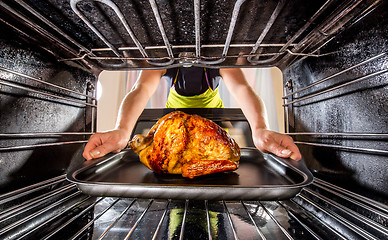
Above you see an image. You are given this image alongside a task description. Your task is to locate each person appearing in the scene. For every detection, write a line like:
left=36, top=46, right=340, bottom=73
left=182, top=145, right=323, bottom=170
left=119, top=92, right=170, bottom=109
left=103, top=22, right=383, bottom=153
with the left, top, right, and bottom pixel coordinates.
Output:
left=82, top=67, right=302, bottom=161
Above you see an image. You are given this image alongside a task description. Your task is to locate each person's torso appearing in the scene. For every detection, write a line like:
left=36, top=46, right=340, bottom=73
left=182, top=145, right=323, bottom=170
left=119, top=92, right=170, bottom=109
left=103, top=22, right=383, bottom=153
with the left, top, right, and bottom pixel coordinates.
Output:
left=163, top=67, right=222, bottom=96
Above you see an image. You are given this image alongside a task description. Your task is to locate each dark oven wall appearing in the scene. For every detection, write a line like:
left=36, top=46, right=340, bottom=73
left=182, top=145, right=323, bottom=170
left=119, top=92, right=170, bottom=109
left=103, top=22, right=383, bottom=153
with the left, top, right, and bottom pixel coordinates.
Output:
left=0, top=19, right=98, bottom=193
left=282, top=0, right=387, bottom=200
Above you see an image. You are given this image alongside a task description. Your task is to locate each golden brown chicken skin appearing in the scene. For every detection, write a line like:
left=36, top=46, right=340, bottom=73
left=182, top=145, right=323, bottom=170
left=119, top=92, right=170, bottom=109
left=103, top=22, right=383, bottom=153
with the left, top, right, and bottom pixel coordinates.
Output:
left=129, top=111, right=240, bottom=178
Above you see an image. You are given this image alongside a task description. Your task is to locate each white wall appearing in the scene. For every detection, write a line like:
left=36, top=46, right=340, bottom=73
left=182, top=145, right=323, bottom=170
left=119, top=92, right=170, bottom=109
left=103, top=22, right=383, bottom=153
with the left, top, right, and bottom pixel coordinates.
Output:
left=219, top=68, right=285, bottom=133
left=96, top=71, right=128, bottom=132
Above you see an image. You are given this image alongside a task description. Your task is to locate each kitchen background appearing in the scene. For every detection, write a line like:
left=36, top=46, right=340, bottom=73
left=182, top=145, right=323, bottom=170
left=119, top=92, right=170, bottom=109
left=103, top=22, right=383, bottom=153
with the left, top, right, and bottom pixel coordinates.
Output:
left=96, top=67, right=285, bottom=136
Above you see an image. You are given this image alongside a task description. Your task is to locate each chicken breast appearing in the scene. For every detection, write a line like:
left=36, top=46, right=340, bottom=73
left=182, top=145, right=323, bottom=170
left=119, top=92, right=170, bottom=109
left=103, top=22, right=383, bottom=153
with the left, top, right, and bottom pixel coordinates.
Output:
left=129, top=111, right=240, bottom=178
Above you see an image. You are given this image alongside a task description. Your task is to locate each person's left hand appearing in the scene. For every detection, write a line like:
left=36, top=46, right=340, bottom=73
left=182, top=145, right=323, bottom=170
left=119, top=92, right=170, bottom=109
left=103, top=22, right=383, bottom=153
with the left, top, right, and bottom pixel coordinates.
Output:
left=252, top=129, right=302, bottom=161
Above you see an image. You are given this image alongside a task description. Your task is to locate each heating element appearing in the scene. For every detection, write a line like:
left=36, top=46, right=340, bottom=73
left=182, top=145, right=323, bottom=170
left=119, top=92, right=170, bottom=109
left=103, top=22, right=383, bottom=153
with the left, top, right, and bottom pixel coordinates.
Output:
left=0, top=0, right=383, bottom=69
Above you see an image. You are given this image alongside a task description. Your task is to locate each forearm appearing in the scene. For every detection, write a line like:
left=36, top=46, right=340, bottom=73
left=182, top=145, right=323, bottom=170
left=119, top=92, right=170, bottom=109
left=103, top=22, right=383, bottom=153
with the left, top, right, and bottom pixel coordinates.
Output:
left=114, top=87, right=151, bottom=140
left=114, top=69, right=164, bottom=140
left=220, top=68, right=269, bottom=131
left=234, top=84, right=269, bottom=131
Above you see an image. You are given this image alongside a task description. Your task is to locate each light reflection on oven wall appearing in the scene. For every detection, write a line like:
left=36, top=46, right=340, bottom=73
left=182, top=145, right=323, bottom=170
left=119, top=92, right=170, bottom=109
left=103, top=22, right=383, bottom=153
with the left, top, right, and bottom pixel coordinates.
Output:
left=96, top=68, right=284, bottom=148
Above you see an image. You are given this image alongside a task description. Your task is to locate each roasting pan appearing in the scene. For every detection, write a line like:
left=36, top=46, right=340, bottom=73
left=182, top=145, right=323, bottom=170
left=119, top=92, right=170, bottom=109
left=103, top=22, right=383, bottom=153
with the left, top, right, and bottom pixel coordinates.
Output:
left=67, top=147, right=313, bottom=200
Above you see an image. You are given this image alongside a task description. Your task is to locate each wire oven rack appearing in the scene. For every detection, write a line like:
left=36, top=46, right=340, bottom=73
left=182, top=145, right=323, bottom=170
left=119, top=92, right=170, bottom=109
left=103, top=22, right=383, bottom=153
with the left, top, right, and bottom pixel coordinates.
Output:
left=0, top=175, right=387, bottom=239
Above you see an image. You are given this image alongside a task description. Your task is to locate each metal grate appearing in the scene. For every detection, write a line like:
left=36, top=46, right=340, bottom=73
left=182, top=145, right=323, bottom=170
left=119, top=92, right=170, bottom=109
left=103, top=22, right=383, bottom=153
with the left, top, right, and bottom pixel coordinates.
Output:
left=85, top=178, right=388, bottom=240
left=0, top=175, right=387, bottom=239
left=0, top=175, right=95, bottom=240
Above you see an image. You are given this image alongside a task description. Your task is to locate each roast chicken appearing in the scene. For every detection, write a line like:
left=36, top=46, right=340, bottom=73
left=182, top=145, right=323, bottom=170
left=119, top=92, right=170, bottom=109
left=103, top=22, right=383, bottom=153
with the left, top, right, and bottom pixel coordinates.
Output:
left=129, top=111, right=240, bottom=178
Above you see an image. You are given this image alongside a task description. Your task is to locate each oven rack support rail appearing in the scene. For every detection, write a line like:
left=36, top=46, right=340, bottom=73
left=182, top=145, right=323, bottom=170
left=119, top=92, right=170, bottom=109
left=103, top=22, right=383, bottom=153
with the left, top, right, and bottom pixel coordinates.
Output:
left=0, top=175, right=387, bottom=239
left=0, top=66, right=95, bottom=151
left=281, top=51, right=388, bottom=155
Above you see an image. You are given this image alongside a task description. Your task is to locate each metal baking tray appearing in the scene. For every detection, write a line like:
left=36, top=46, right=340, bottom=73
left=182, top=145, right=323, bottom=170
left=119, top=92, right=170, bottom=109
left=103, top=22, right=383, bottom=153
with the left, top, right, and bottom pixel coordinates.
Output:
left=67, top=147, right=313, bottom=200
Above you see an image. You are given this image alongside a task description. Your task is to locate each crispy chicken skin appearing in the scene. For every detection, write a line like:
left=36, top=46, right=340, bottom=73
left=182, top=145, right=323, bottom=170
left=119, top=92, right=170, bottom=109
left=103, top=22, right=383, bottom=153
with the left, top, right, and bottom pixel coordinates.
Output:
left=129, top=111, right=240, bottom=178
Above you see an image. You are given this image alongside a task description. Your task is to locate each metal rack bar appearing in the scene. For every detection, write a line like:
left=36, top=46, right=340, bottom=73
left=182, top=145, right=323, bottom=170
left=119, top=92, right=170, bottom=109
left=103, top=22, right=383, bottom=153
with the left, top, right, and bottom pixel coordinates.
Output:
left=205, top=200, right=213, bottom=240
left=124, top=199, right=154, bottom=240
left=70, top=197, right=119, bottom=240
left=283, top=51, right=388, bottom=99
left=198, top=0, right=246, bottom=65
left=247, top=0, right=336, bottom=65
left=0, top=191, right=83, bottom=236
left=14, top=0, right=94, bottom=56
left=291, top=0, right=364, bottom=54
left=0, top=175, right=66, bottom=205
left=42, top=197, right=105, bottom=240
left=313, top=178, right=388, bottom=214
left=0, top=2, right=80, bottom=57
left=75, top=0, right=163, bottom=67
left=62, top=55, right=170, bottom=61
left=61, top=49, right=332, bottom=62
left=0, top=132, right=93, bottom=137
left=97, top=199, right=136, bottom=240
left=344, top=0, right=382, bottom=28
left=0, top=66, right=96, bottom=100
left=281, top=0, right=380, bottom=68
left=0, top=80, right=97, bottom=107
left=287, top=132, right=388, bottom=137
left=283, top=68, right=388, bottom=106
left=179, top=199, right=189, bottom=240
left=70, top=0, right=124, bottom=63
left=0, top=16, right=59, bottom=58
left=194, top=0, right=201, bottom=59
left=90, top=84, right=97, bottom=133
left=279, top=0, right=334, bottom=52
left=104, top=0, right=146, bottom=57
left=289, top=199, right=348, bottom=240
left=298, top=194, right=380, bottom=240
left=284, top=0, right=382, bottom=68
left=247, top=0, right=286, bottom=63
left=90, top=43, right=296, bottom=52
left=69, top=0, right=177, bottom=67
left=258, top=202, right=294, bottom=240
left=276, top=201, right=323, bottom=240
left=294, top=141, right=388, bottom=155
left=283, top=86, right=290, bottom=133
left=240, top=201, right=266, bottom=240
left=0, top=140, right=88, bottom=151
left=0, top=184, right=76, bottom=222
left=17, top=195, right=92, bottom=240
left=303, top=188, right=388, bottom=236
left=222, top=201, right=239, bottom=240
left=148, top=0, right=175, bottom=66
left=152, top=200, right=170, bottom=240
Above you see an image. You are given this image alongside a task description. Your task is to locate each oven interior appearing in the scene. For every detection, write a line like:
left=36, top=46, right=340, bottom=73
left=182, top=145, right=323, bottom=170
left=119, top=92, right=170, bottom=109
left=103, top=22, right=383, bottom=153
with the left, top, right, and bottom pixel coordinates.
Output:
left=0, top=0, right=387, bottom=239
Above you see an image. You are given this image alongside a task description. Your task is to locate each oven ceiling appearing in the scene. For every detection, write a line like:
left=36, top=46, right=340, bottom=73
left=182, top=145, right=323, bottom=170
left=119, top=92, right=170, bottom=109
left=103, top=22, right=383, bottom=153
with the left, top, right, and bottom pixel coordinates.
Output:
left=0, top=0, right=382, bottom=70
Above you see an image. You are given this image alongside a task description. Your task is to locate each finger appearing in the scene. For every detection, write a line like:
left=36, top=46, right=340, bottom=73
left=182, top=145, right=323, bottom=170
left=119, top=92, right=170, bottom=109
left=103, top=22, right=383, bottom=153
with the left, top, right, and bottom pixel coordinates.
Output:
left=281, top=137, right=302, bottom=161
left=289, top=147, right=302, bottom=161
left=89, top=142, right=121, bottom=159
left=263, top=141, right=292, bottom=158
left=259, top=135, right=299, bottom=159
left=82, top=135, right=101, bottom=160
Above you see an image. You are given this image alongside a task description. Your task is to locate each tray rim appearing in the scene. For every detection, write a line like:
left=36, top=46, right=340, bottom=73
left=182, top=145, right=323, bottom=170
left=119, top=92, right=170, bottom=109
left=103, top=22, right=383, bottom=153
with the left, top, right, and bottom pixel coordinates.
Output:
left=67, top=148, right=313, bottom=194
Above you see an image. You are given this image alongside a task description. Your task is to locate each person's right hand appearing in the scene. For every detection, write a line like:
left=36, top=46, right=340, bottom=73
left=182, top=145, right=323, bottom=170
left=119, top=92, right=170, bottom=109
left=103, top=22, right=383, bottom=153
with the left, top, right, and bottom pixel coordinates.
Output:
left=82, top=129, right=131, bottom=160
left=252, top=128, right=302, bottom=161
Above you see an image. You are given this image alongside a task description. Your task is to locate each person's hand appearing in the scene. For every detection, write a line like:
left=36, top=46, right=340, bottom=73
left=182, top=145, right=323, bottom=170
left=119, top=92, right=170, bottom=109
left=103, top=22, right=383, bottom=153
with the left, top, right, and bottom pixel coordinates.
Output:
left=82, top=129, right=131, bottom=160
left=252, top=129, right=302, bottom=161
